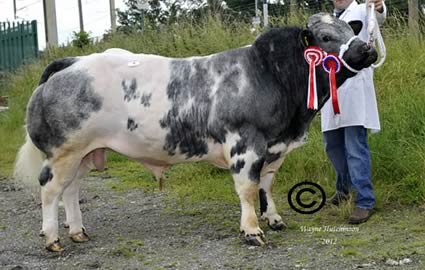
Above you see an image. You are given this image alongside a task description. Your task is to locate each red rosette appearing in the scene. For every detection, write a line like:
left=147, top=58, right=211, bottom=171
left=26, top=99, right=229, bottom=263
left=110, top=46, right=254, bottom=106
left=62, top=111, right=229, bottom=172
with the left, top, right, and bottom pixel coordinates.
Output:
left=304, top=46, right=325, bottom=110
left=322, top=54, right=341, bottom=114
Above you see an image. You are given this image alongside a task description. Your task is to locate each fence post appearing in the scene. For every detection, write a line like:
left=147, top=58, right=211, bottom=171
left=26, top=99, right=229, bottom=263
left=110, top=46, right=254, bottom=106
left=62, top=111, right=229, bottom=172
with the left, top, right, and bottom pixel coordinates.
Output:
left=6, top=22, right=11, bottom=71
left=32, top=21, right=39, bottom=58
left=408, top=0, right=419, bottom=37
left=20, top=22, right=25, bottom=65
left=290, top=0, right=297, bottom=17
left=0, top=23, right=3, bottom=70
left=110, top=0, right=117, bottom=31
left=44, top=0, right=59, bottom=47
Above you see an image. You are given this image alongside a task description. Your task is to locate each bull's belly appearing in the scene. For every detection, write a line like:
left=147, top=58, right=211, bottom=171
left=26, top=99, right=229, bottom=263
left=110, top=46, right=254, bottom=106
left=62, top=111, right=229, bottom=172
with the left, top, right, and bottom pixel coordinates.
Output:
left=104, top=130, right=228, bottom=168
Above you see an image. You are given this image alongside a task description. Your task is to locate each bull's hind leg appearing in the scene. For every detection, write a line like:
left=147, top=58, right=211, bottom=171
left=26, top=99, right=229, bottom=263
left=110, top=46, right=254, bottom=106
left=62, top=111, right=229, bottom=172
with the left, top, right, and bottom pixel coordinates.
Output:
left=63, top=149, right=106, bottom=243
left=62, top=164, right=91, bottom=243
left=40, top=151, right=83, bottom=252
left=259, top=172, right=285, bottom=230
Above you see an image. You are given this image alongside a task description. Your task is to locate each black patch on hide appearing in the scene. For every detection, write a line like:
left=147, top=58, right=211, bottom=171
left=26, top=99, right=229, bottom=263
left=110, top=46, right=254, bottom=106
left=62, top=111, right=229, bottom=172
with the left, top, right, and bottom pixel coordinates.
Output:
left=122, top=78, right=139, bottom=102
left=127, top=118, right=138, bottom=131
left=39, top=166, right=53, bottom=186
left=259, top=188, right=268, bottom=215
left=230, top=159, right=246, bottom=174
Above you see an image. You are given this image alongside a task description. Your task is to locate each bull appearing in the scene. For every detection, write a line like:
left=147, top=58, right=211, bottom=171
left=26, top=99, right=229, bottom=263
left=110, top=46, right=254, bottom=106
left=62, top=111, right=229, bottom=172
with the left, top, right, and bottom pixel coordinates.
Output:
left=14, top=13, right=377, bottom=251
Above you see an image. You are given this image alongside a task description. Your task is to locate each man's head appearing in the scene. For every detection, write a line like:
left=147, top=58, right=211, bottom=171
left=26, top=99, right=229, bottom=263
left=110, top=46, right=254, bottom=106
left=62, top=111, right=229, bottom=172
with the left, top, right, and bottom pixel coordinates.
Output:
left=332, top=0, right=354, bottom=10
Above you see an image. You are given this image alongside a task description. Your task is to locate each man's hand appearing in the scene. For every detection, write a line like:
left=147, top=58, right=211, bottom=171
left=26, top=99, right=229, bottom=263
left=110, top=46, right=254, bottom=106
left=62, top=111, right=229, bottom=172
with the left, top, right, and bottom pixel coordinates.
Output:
left=368, top=0, right=384, bottom=13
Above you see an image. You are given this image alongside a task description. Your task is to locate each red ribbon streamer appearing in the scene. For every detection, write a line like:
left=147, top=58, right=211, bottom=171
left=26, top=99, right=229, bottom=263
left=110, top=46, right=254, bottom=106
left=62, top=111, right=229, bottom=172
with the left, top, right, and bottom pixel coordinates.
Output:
left=329, top=64, right=340, bottom=114
left=322, top=54, right=341, bottom=114
left=304, top=46, right=324, bottom=110
left=308, top=55, right=317, bottom=109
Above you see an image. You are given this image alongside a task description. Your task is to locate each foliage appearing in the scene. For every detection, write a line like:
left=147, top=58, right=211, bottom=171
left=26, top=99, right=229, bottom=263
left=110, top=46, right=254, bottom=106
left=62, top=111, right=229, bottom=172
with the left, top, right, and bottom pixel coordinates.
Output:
left=116, top=0, right=423, bottom=33
left=0, top=16, right=424, bottom=207
left=71, top=31, right=93, bottom=48
left=117, top=0, right=211, bottom=32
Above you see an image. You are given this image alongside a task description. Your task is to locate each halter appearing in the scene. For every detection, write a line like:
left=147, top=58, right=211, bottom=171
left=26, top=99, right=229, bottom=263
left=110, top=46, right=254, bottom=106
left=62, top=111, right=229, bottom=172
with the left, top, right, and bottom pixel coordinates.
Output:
left=303, top=36, right=360, bottom=114
left=338, top=36, right=361, bottom=73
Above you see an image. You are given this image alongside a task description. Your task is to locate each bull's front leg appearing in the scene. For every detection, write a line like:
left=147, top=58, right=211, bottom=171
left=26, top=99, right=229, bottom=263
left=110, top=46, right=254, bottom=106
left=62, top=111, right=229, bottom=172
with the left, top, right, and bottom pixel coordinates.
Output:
left=259, top=172, right=286, bottom=230
left=233, top=169, right=265, bottom=246
left=228, top=134, right=267, bottom=245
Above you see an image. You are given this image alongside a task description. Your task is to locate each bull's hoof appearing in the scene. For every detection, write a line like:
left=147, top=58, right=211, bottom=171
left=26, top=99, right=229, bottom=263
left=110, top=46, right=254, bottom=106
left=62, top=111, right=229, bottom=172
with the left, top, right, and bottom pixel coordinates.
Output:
left=261, top=214, right=286, bottom=231
left=70, top=229, right=89, bottom=243
left=241, top=231, right=266, bottom=246
left=39, top=230, right=45, bottom=237
left=46, top=239, right=64, bottom=252
left=63, top=222, right=69, bottom=229
left=268, top=220, right=286, bottom=231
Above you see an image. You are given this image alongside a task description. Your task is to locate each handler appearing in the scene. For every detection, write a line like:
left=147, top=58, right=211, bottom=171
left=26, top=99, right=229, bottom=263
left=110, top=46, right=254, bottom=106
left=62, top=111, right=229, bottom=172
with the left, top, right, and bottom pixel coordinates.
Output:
left=323, top=0, right=386, bottom=224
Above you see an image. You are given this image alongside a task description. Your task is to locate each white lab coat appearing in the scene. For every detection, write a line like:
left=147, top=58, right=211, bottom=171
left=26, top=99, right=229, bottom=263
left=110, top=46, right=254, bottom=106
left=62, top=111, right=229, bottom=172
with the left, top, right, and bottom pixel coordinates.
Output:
left=321, top=0, right=386, bottom=133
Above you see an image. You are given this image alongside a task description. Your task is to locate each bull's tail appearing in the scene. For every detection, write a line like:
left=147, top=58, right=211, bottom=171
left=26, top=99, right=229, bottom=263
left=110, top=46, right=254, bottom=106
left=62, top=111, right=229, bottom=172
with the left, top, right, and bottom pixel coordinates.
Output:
left=14, top=133, right=46, bottom=199
left=38, top=57, right=78, bottom=85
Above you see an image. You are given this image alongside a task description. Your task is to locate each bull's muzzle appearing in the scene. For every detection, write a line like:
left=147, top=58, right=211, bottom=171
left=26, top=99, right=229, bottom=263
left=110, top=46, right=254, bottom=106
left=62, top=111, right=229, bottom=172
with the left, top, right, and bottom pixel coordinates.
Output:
left=340, top=37, right=379, bottom=72
left=361, top=44, right=378, bottom=68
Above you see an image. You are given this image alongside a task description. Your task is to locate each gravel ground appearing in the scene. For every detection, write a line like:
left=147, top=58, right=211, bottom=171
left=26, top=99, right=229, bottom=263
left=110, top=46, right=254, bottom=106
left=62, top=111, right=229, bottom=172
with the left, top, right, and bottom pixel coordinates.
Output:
left=0, top=176, right=423, bottom=270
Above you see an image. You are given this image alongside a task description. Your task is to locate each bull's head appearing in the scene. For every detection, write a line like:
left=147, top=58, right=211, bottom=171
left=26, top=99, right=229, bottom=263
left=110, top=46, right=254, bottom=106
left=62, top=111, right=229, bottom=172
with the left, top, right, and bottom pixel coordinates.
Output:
left=301, top=13, right=378, bottom=71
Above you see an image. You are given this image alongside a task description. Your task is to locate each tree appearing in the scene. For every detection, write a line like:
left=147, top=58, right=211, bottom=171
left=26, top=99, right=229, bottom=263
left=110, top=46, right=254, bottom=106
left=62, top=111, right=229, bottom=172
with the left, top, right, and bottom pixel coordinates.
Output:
left=116, top=0, right=147, bottom=33
left=117, top=0, right=210, bottom=32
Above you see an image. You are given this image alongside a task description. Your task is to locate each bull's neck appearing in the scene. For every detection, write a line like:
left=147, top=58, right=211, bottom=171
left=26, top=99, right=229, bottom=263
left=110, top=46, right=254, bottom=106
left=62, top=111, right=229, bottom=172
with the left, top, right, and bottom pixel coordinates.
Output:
left=251, top=27, right=331, bottom=124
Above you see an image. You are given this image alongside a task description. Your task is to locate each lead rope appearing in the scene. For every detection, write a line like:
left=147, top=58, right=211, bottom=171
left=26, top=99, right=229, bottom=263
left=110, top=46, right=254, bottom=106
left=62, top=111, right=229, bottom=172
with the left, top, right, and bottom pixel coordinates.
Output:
left=367, top=0, right=386, bottom=68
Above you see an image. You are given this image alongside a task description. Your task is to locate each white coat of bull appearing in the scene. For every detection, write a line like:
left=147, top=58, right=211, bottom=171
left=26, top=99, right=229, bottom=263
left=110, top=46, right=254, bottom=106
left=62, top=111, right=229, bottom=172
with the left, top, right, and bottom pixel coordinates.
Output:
left=14, top=13, right=378, bottom=251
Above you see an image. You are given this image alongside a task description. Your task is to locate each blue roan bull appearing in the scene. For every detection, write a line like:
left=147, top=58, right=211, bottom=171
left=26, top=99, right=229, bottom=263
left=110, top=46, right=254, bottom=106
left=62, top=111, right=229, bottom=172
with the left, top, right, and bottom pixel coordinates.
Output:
left=14, top=13, right=377, bottom=251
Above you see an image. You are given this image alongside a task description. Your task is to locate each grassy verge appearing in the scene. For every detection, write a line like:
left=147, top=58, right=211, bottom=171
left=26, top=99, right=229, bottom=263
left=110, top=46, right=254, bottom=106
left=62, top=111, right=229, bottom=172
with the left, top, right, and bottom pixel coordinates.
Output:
left=0, top=16, right=424, bottom=208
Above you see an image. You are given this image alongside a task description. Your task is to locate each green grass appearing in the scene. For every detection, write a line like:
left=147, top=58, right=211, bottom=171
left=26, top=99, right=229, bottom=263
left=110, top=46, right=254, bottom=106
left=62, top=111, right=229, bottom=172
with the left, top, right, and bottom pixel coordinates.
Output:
left=0, top=16, right=424, bottom=209
left=112, top=236, right=145, bottom=259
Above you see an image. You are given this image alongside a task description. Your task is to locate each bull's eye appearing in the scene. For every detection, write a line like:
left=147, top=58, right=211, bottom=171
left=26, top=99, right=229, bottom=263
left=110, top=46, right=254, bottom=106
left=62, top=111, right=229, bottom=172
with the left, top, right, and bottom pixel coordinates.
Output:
left=323, top=36, right=332, bottom=42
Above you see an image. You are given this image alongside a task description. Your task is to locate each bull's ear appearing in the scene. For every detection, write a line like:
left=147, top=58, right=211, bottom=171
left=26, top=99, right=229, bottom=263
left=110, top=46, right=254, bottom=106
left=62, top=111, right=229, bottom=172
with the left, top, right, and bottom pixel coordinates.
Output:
left=348, top=20, right=363, bottom=36
left=300, top=29, right=314, bottom=48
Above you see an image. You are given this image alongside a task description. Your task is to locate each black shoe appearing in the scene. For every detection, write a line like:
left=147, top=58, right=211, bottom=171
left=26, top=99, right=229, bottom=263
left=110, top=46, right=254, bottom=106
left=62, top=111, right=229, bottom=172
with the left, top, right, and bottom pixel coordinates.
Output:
left=327, top=192, right=350, bottom=206
left=348, top=207, right=373, bottom=224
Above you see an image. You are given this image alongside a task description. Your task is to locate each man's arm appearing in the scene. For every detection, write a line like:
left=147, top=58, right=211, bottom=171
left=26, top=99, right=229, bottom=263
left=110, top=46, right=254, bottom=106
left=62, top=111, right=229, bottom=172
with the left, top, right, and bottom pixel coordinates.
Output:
left=370, top=0, right=387, bottom=25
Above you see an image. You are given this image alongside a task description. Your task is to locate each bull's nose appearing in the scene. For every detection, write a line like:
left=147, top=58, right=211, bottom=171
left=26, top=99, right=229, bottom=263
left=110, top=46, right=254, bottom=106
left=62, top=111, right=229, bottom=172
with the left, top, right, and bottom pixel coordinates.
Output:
left=365, top=47, right=378, bottom=67
left=369, top=46, right=378, bottom=59
left=362, top=43, right=373, bottom=53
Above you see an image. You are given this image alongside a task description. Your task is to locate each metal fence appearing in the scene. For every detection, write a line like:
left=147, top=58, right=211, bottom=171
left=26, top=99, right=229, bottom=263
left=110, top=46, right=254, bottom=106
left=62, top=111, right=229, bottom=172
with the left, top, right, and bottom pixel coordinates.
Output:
left=0, top=20, right=39, bottom=71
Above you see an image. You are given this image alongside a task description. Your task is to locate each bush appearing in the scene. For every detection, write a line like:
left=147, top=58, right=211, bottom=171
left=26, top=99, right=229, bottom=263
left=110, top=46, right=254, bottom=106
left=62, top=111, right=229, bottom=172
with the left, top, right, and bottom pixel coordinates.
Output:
left=71, top=31, right=93, bottom=48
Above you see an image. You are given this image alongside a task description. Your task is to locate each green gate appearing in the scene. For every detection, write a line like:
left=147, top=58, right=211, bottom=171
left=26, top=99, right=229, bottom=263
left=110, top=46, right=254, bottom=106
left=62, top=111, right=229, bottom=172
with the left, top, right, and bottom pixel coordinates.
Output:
left=0, top=20, right=39, bottom=71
